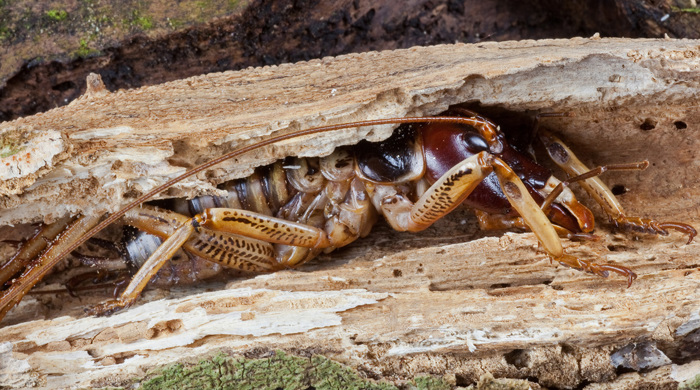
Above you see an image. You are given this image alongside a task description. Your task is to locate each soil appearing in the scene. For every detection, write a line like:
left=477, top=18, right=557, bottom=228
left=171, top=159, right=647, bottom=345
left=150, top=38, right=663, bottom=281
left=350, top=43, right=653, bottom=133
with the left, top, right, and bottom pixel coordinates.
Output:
left=2, top=0, right=700, bottom=123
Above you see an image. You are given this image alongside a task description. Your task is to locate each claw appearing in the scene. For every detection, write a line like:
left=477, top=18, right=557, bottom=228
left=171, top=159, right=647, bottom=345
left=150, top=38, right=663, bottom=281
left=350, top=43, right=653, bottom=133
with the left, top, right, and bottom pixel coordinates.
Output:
left=591, top=264, right=637, bottom=287
left=555, top=254, right=637, bottom=287
left=613, top=217, right=696, bottom=244
left=656, top=222, right=697, bottom=245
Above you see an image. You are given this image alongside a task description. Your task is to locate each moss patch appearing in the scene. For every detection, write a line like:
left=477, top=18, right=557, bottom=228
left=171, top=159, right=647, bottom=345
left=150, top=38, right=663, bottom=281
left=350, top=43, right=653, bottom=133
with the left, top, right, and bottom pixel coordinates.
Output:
left=672, top=6, right=700, bottom=14
left=140, top=351, right=400, bottom=390
left=0, top=131, right=26, bottom=158
left=45, top=9, right=69, bottom=22
left=137, top=354, right=536, bottom=390
left=680, top=372, right=700, bottom=390
left=75, top=37, right=101, bottom=58
left=408, top=376, right=451, bottom=390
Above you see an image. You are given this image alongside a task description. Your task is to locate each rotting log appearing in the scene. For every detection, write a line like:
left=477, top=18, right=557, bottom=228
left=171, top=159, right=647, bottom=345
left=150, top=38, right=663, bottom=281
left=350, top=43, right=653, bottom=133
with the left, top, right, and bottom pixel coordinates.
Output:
left=1, top=38, right=700, bottom=389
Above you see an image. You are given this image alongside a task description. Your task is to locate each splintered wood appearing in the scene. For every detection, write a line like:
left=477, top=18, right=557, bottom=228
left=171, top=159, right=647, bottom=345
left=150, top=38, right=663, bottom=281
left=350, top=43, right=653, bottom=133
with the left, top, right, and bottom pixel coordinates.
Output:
left=1, top=38, right=700, bottom=389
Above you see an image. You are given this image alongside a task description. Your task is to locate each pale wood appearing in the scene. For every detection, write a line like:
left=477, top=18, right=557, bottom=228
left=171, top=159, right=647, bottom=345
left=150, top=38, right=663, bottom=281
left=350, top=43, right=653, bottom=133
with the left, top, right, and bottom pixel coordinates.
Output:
left=1, top=38, right=700, bottom=389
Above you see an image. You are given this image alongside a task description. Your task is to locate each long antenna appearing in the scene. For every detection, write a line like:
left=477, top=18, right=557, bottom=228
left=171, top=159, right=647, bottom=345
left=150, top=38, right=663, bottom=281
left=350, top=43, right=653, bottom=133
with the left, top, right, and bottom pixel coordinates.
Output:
left=0, top=116, right=487, bottom=309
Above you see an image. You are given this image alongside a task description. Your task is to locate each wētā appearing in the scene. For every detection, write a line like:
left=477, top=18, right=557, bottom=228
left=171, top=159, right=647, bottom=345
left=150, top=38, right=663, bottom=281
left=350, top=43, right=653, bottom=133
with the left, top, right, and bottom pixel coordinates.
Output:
left=0, top=108, right=695, bottom=320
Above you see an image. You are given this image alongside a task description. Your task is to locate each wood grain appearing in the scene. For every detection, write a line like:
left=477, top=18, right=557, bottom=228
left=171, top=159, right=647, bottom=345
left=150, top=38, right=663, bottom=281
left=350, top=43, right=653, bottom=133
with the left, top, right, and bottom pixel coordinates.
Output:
left=1, top=38, right=700, bottom=389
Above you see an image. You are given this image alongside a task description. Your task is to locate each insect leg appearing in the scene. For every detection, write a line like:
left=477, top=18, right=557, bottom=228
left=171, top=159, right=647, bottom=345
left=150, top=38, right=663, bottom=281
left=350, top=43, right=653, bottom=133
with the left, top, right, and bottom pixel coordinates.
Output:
left=539, top=130, right=696, bottom=243
left=366, top=152, right=493, bottom=232
left=86, top=215, right=197, bottom=316
left=409, top=152, right=496, bottom=230
left=87, top=179, right=375, bottom=315
left=539, top=161, right=649, bottom=217
left=475, top=210, right=599, bottom=241
left=126, top=206, right=277, bottom=272
left=490, top=157, right=637, bottom=285
left=0, top=214, right=103, bottom=322
left=197, top=208, right=332, bottom=249
left=84, top=205, right=284, bottom=316
left=0, top=216, right=74, bottom=287
left=200, top=207, right=341, bottom=268
left=474, top=210, right=528, bottom=231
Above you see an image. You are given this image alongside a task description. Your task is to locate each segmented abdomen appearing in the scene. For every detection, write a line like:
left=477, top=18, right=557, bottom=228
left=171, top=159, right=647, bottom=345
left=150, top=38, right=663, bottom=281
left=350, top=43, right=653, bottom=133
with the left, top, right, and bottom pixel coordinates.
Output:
left=162, top=149, right=378, bottom=268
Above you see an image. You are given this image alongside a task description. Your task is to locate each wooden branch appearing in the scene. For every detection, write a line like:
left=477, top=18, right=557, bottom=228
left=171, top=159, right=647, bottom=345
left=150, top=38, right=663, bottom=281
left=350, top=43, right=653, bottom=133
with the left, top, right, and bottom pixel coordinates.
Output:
left=1, top=38, right=700, bottom=388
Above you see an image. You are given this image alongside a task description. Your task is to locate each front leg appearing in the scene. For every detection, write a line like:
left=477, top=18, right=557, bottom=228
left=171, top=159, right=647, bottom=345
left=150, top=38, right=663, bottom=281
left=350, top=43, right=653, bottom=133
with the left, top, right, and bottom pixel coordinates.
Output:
left=369, top=151, right=635, bottom=285
left=490, top=158, right=637, bottom=286
left=369, top=151, right=494, bottom=232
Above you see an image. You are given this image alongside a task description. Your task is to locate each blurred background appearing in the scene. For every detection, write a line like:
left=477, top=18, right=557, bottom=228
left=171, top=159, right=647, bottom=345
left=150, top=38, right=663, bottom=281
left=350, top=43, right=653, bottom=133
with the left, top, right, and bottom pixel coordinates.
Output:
left=1, top=0, right=699, bottom=123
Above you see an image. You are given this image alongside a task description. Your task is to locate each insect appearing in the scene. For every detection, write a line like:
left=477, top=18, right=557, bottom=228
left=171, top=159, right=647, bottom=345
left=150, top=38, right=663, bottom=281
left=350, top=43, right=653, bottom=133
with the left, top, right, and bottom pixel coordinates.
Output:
left=0, top=109, right=695, bottom=320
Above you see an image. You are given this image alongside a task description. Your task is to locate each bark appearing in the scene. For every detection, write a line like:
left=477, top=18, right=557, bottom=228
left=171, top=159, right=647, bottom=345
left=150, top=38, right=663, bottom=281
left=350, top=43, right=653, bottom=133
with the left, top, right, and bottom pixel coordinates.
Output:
left=1, top=38, right=700, bottom=389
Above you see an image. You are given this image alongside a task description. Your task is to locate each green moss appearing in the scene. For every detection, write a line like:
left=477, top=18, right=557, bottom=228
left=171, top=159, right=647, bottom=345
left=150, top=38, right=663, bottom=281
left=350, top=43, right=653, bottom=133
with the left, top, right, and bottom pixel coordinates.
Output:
left=408, top=376, right=451, bottom=390
left=672, top=6, right=700, bottom=13
left=0, top=26, right=11, bottom=42
left=195, top=0, right=212, bottom=9
left=140, top=351, right=398, bottom=390
left=74, top=37, right=100, bottom=57
left=134, top=15, right=153, bottom=29
left=76, top=38, right=90, bottom=56
left=0, top=139, right=23, bottom=158
left=0, top=0, right=15, bottom=43
left=166, top=17, right=185, bottom=29
left=45, top=9, right=68, bottom=21
left=125, top=8, right=154, bottom=31
left=680, top=372, right=700, bottom=390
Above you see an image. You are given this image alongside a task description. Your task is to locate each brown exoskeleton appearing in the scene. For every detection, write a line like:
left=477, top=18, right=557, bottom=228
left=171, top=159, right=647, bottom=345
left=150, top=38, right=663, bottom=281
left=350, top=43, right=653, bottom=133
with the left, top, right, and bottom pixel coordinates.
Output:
left=0, top=110, right=695, bottom=320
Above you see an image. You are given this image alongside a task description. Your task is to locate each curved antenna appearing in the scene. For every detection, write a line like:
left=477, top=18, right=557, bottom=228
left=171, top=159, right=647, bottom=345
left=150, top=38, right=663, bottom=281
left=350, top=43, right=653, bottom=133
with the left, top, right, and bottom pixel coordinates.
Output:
left=65, top=116, right=493, bottom=256
left=0, top=116, right=489, bottom=309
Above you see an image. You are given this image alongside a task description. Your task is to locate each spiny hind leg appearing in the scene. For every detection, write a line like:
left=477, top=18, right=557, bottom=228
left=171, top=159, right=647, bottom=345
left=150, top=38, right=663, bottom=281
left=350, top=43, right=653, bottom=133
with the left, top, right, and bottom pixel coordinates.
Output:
left=88, top=177, right=380, bottom=316
left=128, top=206, right=280, bottom=273
left=539, top=129, right=696, bottom=243
left=89, top=200, right=366, bottom=315
left=87, top=206, right=304, bottom=316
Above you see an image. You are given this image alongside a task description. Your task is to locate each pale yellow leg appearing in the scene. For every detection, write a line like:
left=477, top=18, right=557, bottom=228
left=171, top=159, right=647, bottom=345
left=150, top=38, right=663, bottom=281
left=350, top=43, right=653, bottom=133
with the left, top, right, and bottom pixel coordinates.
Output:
left=539, top=129, right=696, bottom=243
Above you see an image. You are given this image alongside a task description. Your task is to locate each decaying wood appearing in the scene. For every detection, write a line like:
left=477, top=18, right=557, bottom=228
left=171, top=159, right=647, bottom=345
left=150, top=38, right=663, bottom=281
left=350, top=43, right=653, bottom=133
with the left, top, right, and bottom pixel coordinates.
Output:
left=1, top=38, right=700, bottom=389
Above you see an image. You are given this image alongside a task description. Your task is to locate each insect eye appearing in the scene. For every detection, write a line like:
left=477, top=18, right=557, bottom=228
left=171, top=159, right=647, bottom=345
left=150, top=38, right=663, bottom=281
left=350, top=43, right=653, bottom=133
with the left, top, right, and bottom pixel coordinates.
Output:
left=461, top=132, right=489, bottom=153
